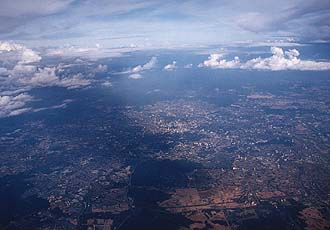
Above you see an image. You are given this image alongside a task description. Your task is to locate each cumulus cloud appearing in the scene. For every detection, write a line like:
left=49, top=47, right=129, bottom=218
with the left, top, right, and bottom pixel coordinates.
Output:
left=101, top=81, right=112, bottom=87
left=0, top=41, right=41, bottom=64
left=0, top=41, right=94, bottom=117
left=0, top=93, right=33, bottom=118
left=164, top=61, right=177, bottom=71
left=128, top=73, right=143, bottom=79
left=0, top=41, right=93, bottom=89
left=0, top=67, right=8, bottom=75
left=131, top=57, right=157, bottom=73
left=3, top=70, right=91, bottom=91
left=18, top=67, right=59, bottom=86
left=124, top=57, right=157, bottom=79
left=184, top=63, right=193, bottom=69
left=242, top=47, right=330, bottom=71
left=198, top=54, right=240, bottom=69
left=10, top=64, right=37, bottom=76
left=58, top=74, right=92, bottom=89
left=95, top=64, right=108, bottom=73
left=199, top=47, right=330, bottom=71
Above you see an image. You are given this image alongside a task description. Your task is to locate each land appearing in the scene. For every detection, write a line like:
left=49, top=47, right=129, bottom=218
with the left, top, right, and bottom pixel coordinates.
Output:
left=0, top=73, right=330, bottom=230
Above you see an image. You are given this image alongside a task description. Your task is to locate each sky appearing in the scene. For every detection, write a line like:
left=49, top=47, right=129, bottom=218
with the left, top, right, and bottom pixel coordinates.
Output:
left=1, top=0, right=330, bottom=118
left=0, top=0, right=329, bottom=49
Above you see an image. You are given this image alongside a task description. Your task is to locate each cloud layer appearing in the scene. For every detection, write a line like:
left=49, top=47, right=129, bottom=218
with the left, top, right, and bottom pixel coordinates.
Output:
left=0, top=93, right=33, bottom=118
left=199, top=47, right=330, bottom=71
left=0, top=0, right=329, bottom=48
left=0, top=41, right=41, bottom=64
left=0, top=41, right=100, bottom=117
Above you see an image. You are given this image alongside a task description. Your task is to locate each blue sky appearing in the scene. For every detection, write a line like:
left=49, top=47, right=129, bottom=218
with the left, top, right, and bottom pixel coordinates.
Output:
left=1, top=0, right=330, bottom=118
left=0, top=0, right=329, bottom=49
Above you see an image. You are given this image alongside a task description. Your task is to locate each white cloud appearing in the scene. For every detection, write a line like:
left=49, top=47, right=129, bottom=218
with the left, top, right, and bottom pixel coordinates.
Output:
left=44, top=45, right=128, bottom=59
left=122, top=56, right=157, bottom=79
left=164, top=61, right=177, bottom=71
left=95, top=64, right=108, bottom=73
left=131, top=57, right=157, bottom=73
left=0, top=41, right=95, bottom=117
left=198, top=54, right=240, bottom=69
left=199, top=47, right=330, bottom=71
left=0, top=93, right=33, bottom=118
left=0, top=41, right=41, bottom=64
left=0, top=41, right=93, bottom=90
left=242, top=47, right=330, bottom=71
left=235, top=40, right=304, bottom=48
left=58, top=74, right=92, bottom=89
left=0, top=88, right=29, bottom=96
left=46, top=46, right=99, bottom=58
left=19, top=47, right=42, bottom=64
left=0, top=41, right=25, bottom=52
left=128, top=73, right=143, bottom=79
left=33, top=99, right=73, bottom=112
left=11, top=64, right=37, bottom=76
left=0, top=67, right=8, bottom=75
left=184, top=63, right=193, bottom=68
left=4, top=66, right=92, bottom=91
left=18, top=67, right=59, bottom=86
left=101, top=81, right=112, bottom=87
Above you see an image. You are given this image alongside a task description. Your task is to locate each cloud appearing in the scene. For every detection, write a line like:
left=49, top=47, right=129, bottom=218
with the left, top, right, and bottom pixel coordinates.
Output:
left=123, top=57, right=157, bottom=79
left=232, top=39, right=304, bottom=48
left=0, top=41, right=41, bottom=64
left=0, top=41, right=93, bottom=89
left=33, top=99, right=73, bottom=112
left=18, top=67, right=59, bottom=86
left=184, top=63, right=193, bottom=68
left=0, top=67, right=91, bottom=117
left=128, top=73, right=143, bottom=79
left=95, top=64, right=108, bottom=73
left=0, top=0, right=74, bottom=18
left=0, top=41, right=95, bottom=117
left=58, top=74, right=92, bottom=89
left=131, top=57, right=157, bottom=73
left=0, top=93, right=33, bottom=118
left=198, top=54, right=240, bottom=69
left=11, top=64, right=37, bottom=76
left=164, top=61, right=177, bottom=71
left=234, top=0, right=330, bottom=41
left=0, top=0, right=74, bottom=34
left=243, top=47, right=330, bottom=71
left=199, top=47, right=330, bottom=71
left=19, top=67, right=92, bottom=89
left=0, top=67, right=8, bottom=75
left=0, top=0, right=329, bottom=47
left=44, top=45, right=122, bottom=59
left=101, top=81, right=112, bottom=87
left=44, top=44, right=149, bottom=60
